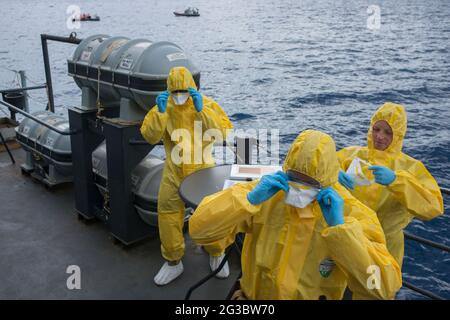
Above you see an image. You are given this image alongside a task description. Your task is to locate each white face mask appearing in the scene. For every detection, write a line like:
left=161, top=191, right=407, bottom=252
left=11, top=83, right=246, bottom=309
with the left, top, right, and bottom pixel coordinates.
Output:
left=346, top=157, right=374, bottom=186
left=285, top=181, right=319, bottom=209
left=172, top=93, right=190, bottom=105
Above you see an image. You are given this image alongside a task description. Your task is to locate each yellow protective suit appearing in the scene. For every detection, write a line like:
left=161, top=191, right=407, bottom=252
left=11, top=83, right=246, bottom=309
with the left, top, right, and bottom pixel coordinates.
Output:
left=140, top=67, right=233, bottom=262
left=337, top=102, right=444, bottom=268
left=190, top=130, right=402, bottom=300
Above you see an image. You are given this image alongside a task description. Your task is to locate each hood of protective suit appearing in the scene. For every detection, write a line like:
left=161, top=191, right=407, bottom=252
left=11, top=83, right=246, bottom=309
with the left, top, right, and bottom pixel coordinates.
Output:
left=368, top=102, right=407, bottom=157
left=167, top=66, right=198, bottom=92
left=283, top=130, right=340, bottom=187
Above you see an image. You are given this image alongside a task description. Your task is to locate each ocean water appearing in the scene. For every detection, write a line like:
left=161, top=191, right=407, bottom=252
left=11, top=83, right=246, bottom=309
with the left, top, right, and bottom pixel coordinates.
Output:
left=0, top=0, right=449, bottom=299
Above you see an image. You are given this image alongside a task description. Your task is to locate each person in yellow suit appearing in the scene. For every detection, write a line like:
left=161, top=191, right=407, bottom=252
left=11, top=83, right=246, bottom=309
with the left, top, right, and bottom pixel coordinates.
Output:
left=190, top=130, right=402, bottom=299
left=140, top=67, right=233, bottom=286
left=337, top=102, right=443, bottom=268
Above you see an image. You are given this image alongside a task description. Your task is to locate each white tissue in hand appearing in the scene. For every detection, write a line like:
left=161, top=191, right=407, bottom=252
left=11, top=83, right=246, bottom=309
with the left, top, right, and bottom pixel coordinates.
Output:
left=346, top=157, right=373, bottom=186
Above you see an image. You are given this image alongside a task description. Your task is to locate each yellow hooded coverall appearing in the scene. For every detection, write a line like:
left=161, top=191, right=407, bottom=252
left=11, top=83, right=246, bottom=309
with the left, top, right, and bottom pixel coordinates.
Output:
left=337, top=102, right=444, bottom=268
left=190, top=130, right=402, bottom=300
left=140, top=67, right=233, bottom=262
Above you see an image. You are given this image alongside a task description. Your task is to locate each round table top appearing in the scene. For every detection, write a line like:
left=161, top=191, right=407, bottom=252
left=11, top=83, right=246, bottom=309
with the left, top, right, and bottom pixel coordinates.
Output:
left=179, top=164, right=234, bottom=209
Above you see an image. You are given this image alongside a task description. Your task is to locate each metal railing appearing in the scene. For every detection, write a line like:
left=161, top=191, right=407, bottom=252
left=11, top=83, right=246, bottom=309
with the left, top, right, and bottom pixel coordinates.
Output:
left=0, top=100, right=77, bottom=135
left=402, top=281, right=445, bottom=300
left=0, top=84, right=47, bottom=95
left=404, top=231, right=450, bottom=253
left=1, top=33, right=82, bottom=116
left=0, top=33, right=83, bottom=136
left=402, top=189, right=449, bottom=300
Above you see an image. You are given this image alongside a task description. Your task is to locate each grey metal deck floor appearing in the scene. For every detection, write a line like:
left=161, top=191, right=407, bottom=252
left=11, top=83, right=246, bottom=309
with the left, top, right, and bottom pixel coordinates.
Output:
left=0, top=148, right=240, bottom=299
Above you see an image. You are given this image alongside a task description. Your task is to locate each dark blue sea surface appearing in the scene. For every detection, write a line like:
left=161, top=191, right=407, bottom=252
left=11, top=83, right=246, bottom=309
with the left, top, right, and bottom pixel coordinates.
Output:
left=0, top=0, right=449, bottom=299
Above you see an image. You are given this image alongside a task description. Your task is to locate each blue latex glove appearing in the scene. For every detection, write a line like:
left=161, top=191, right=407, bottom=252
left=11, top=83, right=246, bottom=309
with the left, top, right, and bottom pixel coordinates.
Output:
left=338, top=171, right=355, bottom=190
left=317, top=187, right=344, bottom=227
left=247, top=171, right=289, bottom=205
left=369, top=165, right=396, bottom=186
left=156, top=91, right=169, bottom=113
left=188, top=87, right=203, bottom=112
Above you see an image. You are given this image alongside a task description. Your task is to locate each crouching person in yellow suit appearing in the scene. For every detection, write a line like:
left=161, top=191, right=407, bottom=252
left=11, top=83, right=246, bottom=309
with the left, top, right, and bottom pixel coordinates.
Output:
left=337, top=102, right=444, bottom=269
left=189, top=130, right=402, bottom=299
left=141, top=67, right=233, bottom=286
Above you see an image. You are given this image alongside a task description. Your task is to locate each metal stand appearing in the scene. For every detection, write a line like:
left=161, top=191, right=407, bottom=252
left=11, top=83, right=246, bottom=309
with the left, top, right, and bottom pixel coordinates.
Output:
left=68, top=106, right=157, bottom=245
left=103, top=119, right=156, bottom=244
left=68, top=108, right=107, bottom=220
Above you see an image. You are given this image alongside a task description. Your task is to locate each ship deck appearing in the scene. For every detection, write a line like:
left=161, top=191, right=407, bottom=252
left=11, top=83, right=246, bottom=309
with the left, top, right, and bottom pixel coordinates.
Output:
left=0, top=148, right=240, bottom=299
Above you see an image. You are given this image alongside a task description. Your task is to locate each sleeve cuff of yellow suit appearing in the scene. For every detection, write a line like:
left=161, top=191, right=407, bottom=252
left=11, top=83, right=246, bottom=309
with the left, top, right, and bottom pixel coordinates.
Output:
left=244, top=195, right=263, bottom=213
left=321, top=216, right=361, bottom=239
left=386, top=169, right=411, bottom=192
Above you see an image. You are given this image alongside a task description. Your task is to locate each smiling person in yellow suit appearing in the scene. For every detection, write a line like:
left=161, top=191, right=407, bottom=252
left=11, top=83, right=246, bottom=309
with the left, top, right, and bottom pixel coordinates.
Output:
left=140, top=67, right=233, bottom=286
left=337, top=102, right=444, bottom=269
left=189, top=130, right=402, bottom=299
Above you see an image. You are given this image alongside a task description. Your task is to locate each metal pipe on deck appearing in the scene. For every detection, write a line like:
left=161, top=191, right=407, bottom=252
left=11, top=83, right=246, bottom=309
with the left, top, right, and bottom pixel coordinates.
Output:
left=0, top=85, right=47, bottom=94
left=0, top=100, right=77, bottom=135
left=40, top=33, right=83, bottom=113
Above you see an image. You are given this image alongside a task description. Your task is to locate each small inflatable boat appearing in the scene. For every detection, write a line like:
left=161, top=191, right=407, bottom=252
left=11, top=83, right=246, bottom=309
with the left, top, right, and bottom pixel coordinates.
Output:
left=174, top=7, right=200, bottom=17
left=72, top=13, right=100, bottom=22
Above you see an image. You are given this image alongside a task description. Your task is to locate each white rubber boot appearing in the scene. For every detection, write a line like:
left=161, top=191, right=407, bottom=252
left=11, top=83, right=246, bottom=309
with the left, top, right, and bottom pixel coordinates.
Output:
left=209, top=254, right=230, bottom=279
left=154, top=261, right=184, bottom=286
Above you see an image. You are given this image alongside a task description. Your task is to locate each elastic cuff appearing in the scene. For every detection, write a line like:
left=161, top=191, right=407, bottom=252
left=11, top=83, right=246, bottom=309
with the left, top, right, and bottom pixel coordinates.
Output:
left=332, top=217, right=345, bottom=227
left=386, top=170, right=405, bottom=191
left=203, top=243, right=225, bottom=257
